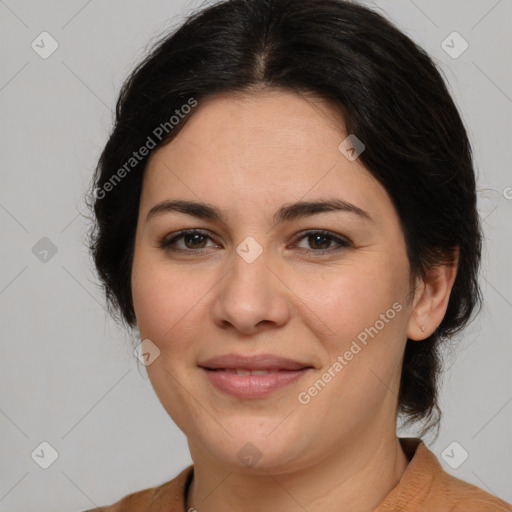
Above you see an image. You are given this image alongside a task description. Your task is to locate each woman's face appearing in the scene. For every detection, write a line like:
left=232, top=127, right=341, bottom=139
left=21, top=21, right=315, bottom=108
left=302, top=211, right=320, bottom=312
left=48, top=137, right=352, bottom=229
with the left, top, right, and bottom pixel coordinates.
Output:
left=131, top=90, right=418, bottom=472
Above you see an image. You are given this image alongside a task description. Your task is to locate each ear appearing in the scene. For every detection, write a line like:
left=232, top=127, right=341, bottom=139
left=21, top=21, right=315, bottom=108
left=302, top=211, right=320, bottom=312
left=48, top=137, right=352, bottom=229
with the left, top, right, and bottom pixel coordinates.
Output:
left=407, top=248, right=459, bottom=341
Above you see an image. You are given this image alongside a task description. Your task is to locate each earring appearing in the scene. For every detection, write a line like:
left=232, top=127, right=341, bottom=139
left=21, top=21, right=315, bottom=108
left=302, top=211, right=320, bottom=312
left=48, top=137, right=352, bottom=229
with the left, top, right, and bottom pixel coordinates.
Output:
left=420, top=325, right=426, bottom=332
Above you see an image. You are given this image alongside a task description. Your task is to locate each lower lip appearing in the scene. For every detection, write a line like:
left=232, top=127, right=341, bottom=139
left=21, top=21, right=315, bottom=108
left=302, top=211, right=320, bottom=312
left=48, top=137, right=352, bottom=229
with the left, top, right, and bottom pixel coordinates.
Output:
left=201, top=368, right=311, bottom=399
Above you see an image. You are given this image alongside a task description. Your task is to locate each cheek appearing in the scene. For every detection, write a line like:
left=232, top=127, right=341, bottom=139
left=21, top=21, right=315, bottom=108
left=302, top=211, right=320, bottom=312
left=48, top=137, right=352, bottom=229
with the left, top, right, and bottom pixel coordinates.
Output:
left=294, top=257, right=409, bottom=395
left=132, top=265, right=171, bottom=339
left=293, top=261, right=401, bottom=344
left=131, top=257, right=209, bottom=429
left=131, top=254, right=217, bottom=354
left=296, top=271, right=406, bottom=424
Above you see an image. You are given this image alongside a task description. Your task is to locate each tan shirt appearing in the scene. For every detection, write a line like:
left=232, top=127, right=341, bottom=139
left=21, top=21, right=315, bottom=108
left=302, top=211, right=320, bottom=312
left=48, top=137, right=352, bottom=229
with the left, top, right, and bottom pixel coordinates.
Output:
left=84, top=438, right=512, bottom=511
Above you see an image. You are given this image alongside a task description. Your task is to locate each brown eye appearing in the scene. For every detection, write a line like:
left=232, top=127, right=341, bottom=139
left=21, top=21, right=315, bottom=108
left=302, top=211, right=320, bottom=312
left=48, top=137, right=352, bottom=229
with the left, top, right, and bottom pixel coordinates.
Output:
left=181, top=232, right=208, bottom=249
left=159, top=229, right=217, bottom=252
left=158, top=229, right=351, bottom=255
left=294, top=230, right=351, bottom=254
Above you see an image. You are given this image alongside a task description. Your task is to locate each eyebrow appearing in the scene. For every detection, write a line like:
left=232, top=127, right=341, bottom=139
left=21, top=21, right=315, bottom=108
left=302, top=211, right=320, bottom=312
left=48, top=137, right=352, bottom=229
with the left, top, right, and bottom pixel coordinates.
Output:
left=146, top=198, right=374, bottom=225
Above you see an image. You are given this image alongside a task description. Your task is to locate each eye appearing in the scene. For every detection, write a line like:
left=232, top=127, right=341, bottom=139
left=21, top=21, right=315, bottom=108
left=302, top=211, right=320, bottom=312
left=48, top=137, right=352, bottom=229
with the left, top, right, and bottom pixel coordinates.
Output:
left=293, top=230, right=351, bottom=254
left=158, top=229, right=217, bottom=253
left=158, top=229, right=351, bottom=255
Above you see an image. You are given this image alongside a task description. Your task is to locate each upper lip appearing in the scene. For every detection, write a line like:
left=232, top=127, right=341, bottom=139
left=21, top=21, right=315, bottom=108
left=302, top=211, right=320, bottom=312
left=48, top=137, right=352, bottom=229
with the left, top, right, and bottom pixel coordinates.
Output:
left=198, top=353, right=313, bottom=371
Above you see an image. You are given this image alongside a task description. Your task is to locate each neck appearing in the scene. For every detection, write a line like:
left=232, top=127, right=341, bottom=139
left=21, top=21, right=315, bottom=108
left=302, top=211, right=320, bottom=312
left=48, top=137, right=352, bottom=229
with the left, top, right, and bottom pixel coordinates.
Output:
left=186, top=432, right=410, bottom=512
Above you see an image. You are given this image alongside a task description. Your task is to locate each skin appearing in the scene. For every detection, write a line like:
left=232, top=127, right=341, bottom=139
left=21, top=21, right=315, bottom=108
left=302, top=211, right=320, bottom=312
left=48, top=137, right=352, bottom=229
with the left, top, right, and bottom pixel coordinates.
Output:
left=130, top=89, right=458, bottom=512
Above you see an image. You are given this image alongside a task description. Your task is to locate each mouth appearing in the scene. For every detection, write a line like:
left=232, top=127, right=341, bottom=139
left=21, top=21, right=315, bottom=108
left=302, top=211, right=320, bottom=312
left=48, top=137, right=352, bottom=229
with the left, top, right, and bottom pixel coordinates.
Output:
left=198, top=353, right=314, bottom=399
left=206, top=368, right=299, bottom=375
left=198, top=353, right=313, bottom=371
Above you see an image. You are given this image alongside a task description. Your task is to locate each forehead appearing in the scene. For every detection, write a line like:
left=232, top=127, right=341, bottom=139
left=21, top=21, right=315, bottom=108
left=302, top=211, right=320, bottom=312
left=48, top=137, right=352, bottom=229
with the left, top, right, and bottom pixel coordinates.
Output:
left=140, top=90, right=394, bottom=225
left=160, top=89, right=348, bottom=160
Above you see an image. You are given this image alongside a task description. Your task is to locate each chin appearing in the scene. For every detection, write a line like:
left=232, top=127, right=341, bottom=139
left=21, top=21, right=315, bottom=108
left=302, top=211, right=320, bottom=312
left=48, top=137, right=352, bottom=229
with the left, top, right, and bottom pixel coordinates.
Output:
left=197, top=420, right=313, bottom=473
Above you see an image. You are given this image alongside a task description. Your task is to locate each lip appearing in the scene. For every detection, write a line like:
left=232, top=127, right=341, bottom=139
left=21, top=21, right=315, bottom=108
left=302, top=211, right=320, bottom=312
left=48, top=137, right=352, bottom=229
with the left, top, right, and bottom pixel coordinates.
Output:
left=198, top=353, right=314, bottom=399
left=201, top=367, right=312, bottom=399
left=198, top=353, right=312, bottom=371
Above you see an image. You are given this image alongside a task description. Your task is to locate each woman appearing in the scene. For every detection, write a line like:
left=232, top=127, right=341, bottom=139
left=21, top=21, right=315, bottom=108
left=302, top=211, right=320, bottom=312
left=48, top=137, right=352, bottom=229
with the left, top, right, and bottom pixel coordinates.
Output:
left=84, top=0, right=511, bottom=510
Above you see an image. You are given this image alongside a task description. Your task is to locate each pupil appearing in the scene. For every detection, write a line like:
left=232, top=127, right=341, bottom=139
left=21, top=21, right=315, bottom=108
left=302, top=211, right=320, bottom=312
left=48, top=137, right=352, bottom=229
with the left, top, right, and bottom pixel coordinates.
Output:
left=311, top=235, right=329, bottom=249
left=187, top=234, right=205, bottom=248
left=183, top=234, right=331, bottom=250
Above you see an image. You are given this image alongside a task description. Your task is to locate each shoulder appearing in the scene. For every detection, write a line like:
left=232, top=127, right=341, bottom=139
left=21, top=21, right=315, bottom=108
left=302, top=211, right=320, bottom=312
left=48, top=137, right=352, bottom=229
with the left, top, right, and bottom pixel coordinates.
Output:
left=81, top=485, right=161, bottom=512
left=377, top=438, right=512, bottom=511
left=81, top=464, right=194, bottom=512
left=431, top=465, right=512, bottom=511
left=403, top=439, right=512, bottom=511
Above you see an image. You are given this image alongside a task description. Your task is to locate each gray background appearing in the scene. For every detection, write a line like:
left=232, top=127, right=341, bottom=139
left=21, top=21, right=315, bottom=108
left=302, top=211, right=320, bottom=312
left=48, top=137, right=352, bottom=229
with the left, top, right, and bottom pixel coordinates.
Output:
left=1, top=0, right=511, bottom=510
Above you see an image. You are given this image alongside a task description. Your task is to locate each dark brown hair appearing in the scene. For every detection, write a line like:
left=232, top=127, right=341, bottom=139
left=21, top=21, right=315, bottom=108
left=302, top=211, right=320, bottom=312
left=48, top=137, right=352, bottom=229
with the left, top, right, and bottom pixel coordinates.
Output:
left=85, top=0, right=483, bottom=435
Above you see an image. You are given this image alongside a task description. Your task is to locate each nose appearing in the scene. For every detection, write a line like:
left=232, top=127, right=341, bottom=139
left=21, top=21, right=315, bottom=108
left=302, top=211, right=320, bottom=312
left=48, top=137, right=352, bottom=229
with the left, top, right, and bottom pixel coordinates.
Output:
left=211, top=244, right=291, bottom=336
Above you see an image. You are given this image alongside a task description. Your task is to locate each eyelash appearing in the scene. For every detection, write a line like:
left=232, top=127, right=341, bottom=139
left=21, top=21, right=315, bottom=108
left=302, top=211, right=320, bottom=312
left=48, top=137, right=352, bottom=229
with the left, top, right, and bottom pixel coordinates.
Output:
left=158, top=229, right=351, bottom=255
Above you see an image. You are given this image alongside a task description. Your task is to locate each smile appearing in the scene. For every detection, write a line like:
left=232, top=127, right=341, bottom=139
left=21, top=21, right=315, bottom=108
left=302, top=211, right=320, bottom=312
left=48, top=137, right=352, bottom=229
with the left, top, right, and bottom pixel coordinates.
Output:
left=201, top=367, right=312, bottom=399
